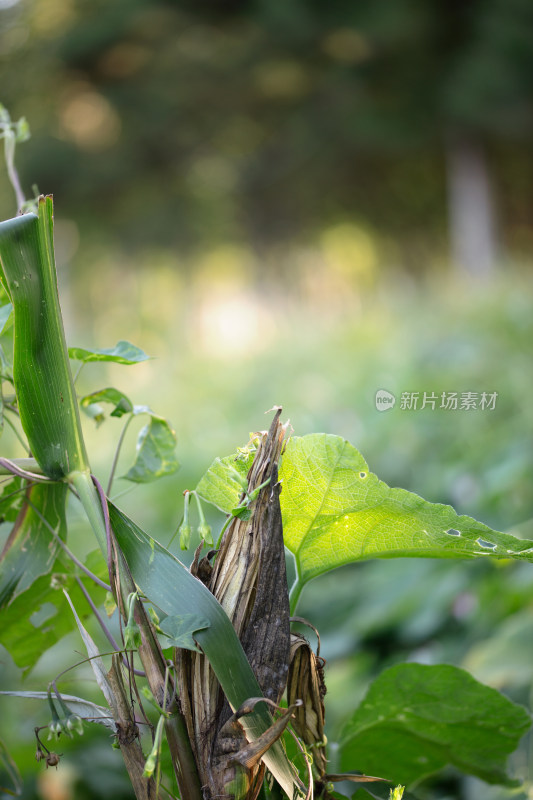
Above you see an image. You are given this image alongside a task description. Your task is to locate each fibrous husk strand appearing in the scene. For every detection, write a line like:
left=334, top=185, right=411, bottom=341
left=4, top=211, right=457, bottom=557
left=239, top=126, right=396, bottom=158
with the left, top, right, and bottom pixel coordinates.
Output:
left=177, top=409, right=291, bottom=800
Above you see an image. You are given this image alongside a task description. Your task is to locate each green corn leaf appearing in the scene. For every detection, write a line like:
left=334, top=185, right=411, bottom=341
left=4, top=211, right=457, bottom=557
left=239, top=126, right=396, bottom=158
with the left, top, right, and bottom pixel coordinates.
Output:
left=0, top=482, right=67, bottom=608
left=339, top=663, right=531, bottom=788
left=109, top=502, right=299, bottom=798
left=124, top=414, right=179, bottom=483
left=68, top=340, right=150, bottom=365
left=80, top=387, right=133, bottom=421
left=0, top=197, right=89, bottom=478
left=280, top=434, right=533, bottom=595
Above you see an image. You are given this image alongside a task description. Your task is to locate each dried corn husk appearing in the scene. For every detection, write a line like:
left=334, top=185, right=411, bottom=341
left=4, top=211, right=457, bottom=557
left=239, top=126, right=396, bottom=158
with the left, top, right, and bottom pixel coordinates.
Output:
left=287, top=633, right=327, bottom=778
left=177, top=409, right=291, bottom=800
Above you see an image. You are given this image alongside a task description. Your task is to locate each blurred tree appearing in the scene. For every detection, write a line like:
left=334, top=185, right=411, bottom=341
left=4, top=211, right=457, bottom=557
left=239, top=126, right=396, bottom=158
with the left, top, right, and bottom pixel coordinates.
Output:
left=0, top=0, right=532, bottom=272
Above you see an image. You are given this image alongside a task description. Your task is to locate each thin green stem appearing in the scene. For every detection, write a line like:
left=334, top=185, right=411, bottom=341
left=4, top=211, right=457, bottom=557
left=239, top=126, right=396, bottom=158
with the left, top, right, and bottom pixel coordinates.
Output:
left=73, top=578, right=145, bottom=677
left=2, top=412, right=30, bottom=454
left=289, top=578, right=303, bottom=616
left=192, top=491, right=206, bottom=525
left=72, top=361, right=85, bottom=385
left=110, top=484, right=136, bottom=502
left=3, top=130, right=25, bottom=212
left=26, top=498, right=111, bottom=591
left=107, top=414, right=134, bottom=495
left=52, top=650, right=126, bottom=686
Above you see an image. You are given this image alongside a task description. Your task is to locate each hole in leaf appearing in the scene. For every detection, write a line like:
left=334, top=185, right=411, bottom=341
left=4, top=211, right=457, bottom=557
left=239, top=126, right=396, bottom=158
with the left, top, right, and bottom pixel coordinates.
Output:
left=30, top=602, right=57, bottom=627
left=359, top=471, right=367, bottom=479
left=475, top=537, right=497, bottom=550
left=446, top=529, right=461, bottom=536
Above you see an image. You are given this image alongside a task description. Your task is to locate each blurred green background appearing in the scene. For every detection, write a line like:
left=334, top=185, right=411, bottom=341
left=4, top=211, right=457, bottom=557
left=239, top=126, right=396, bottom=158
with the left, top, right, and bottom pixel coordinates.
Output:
left=1, top=1, right=533, bottom=799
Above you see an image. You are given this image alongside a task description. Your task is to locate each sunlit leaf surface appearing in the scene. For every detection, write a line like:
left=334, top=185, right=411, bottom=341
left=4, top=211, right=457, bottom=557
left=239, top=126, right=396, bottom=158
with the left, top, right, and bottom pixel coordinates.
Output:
left=196, top=450, right=254, bottom=512
left=280, top=434, right=533, bottom=587
left=195, top=433, right=533, bottom=596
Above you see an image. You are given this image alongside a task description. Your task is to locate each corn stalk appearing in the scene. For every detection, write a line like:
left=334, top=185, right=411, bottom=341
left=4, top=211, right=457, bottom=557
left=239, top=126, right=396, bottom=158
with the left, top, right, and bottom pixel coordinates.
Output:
left=0, top=198, right=301, bottom=800
left=177, top=409, right=299, bottom=800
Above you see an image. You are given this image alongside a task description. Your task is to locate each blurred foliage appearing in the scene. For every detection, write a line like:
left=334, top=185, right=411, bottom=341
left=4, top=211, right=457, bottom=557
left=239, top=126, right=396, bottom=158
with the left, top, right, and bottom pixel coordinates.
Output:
left=0, top=0, right=533, bottom=264
left=0, top=0, right=533, bottom=798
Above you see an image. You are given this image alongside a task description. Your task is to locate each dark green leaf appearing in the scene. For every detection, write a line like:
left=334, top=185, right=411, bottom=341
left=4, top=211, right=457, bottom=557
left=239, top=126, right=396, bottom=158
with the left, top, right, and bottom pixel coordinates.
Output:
left=0, top=477, right=24, bottom=523
left=0, top=571, right=105, bottom=673
left=124, top=415, right=178, bottom=483
left=83, top=548, right=109, bottom=583
left=80, top=387, right=133, bottom=422
left=159, top=613, right=210, bottom=652
left=339, top=663, right=531, bottom=788
left=68, top=340, right=150, bottom=365
left=0, top=482, right=67, bottom=608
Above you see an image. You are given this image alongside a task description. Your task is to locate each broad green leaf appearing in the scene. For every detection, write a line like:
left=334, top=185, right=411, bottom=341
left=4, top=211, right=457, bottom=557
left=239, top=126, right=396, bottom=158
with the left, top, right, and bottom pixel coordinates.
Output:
left=0, top=482, right=67, bottom=608
left=0, top=197, right=89, bottom=478
left=124, top=415, right=179, bottom=483
left=280, top=434, right=533, bottom=591
left=80, top=387, right=133, bottom=422
left=0, top=692, right=114, bottom=730
left=196, top=450, right=255, bottom=513
left=68, top=340, right=150, bottom=365
left=83, top=548, right=110, bottom=583
left=339, top=663, right=531, bottom=788
left=0, top=570, right=105, bottom=673
left=159, top=613, right=210, bottom=652
left=109, top=502, right=299, bottom=798
left=0, top=302, right=12, bottom=333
